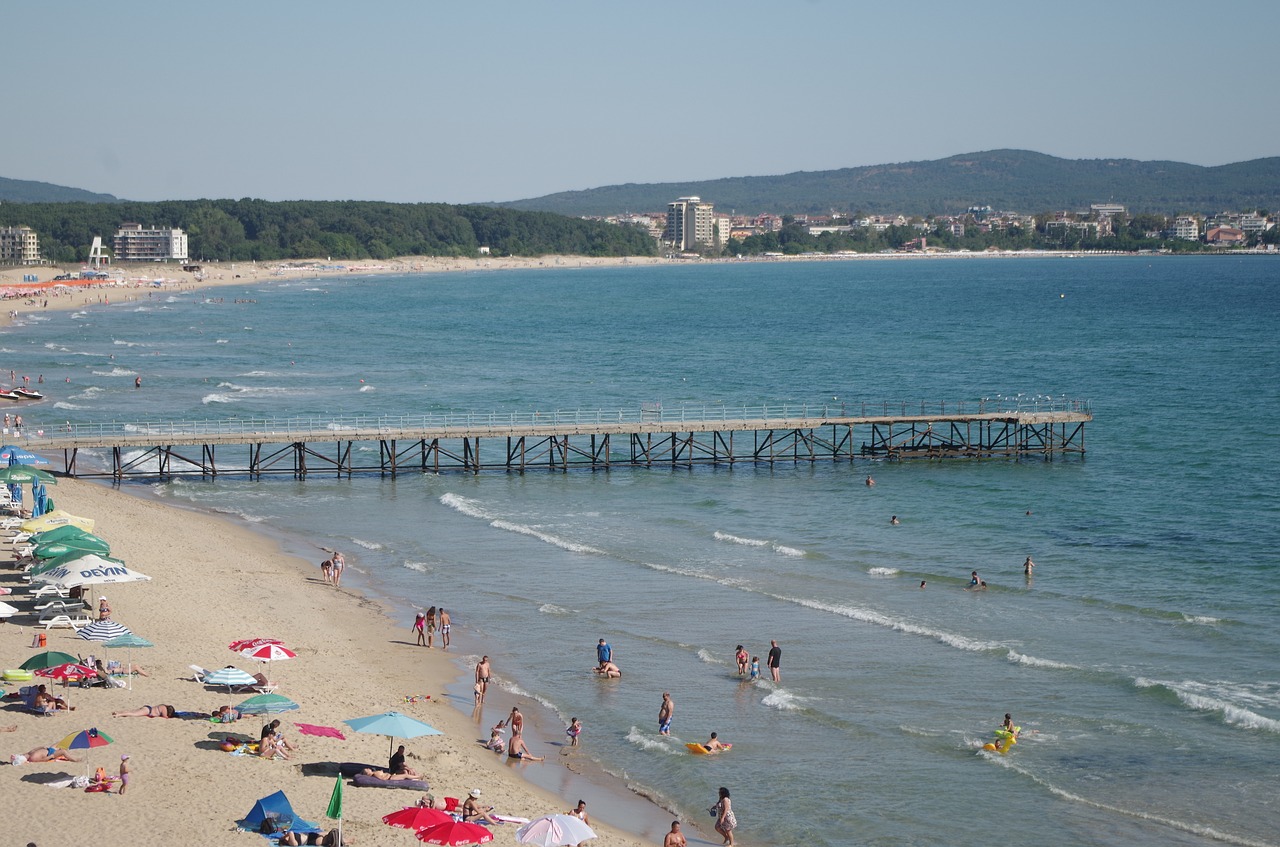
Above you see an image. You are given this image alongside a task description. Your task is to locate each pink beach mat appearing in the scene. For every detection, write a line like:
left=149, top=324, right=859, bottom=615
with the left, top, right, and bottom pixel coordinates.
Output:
left=294, top=723, right=346, bottom=740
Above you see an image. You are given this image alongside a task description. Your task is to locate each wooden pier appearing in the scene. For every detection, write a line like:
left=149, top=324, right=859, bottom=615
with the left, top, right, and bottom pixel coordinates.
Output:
left=29, top=400, right=1091, bottom=481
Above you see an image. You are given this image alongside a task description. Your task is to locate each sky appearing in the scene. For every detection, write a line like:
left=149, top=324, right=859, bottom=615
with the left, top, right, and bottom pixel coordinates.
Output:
left=7, top=0, right=1276, bottom=205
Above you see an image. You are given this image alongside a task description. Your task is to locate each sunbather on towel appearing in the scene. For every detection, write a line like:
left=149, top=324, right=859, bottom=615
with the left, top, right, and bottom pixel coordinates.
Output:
left=279, top=829, right=352, bottom=846
left=461, top=789, right=503, bottom=825
left=112, top=704, right=175, bottom=718
left=211, top=705, right=241, bottom=722
left=359, top=767, right=421, bottom=782
left=11, top=745, right=80, bottom=765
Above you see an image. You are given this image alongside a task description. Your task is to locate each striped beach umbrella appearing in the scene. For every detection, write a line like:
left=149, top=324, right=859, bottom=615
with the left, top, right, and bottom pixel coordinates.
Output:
left=235, top=693, right=300, bottom=715
left=77, top=619, right=132, bottom=643
left=203, top=666, right=258, bottom=693
left=104, top=632, right=153, bottom=691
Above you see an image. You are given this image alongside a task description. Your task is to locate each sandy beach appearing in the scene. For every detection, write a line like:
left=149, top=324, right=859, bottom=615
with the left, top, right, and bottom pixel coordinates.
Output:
left=0, top=475, right=655, bottom=847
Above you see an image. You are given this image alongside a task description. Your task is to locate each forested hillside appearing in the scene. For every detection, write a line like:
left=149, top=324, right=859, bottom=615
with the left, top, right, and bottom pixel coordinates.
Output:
left=499, top=150, right=1280, bottom=216
left=0, top=176, right=120, bottom=204
left=0, top=199, right=657, bottom=262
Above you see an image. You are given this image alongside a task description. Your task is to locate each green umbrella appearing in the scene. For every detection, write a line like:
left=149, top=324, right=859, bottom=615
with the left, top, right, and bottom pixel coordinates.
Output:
left=20, top=650, right=79, bottom=670
left=31, top=525, right=91, bottom=545
left=0, top=464, right=56, bottom=485
left=34, top=536, right=111, bottom=560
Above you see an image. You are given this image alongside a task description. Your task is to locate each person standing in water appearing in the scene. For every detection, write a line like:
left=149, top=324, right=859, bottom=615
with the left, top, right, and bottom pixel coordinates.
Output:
left=439, top=608, right=451, bottom=649
left=1023, top=556, right=1035, bottom=577
left=658, top=692, right=674, bottom=736
left=767, top=640, right=782, bottom=683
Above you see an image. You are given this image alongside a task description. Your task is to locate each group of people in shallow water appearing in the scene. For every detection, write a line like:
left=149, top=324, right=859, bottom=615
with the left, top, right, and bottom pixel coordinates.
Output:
left=411, top=606, right=450, bottom=649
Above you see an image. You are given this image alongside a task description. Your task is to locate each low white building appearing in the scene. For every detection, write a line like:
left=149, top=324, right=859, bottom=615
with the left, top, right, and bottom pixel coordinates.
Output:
left=114, top=223, right=188, bottom=261
left=0, top=225, right=41, bottom=265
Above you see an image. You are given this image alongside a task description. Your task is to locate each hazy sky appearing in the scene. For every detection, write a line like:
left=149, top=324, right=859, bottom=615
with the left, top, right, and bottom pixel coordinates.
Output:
left=8, top=0, right=1275, bottom=204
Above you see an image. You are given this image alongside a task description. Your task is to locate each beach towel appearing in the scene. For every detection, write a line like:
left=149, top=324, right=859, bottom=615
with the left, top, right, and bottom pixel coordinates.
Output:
left=352, top=773, right=431, bottom=791
left=295, top=722, right=345, bottom=739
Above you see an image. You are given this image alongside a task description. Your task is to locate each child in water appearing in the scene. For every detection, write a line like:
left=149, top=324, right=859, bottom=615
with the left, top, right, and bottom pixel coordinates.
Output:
left=566, top=717, right=582, bottom=747
left=749, top=657, right=760, bottom=680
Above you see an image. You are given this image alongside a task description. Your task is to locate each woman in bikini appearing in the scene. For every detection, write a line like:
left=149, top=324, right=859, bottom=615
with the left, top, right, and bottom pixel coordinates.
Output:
left=112, top=704, right=175, bottom=718
left=425, top=606, right=437, bottom=648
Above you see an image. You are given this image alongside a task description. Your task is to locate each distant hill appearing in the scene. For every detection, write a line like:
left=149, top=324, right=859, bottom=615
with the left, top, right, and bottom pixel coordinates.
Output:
left=498, top=150, right=1280, bottom=217
left=0, top=176, right=121, bottom=204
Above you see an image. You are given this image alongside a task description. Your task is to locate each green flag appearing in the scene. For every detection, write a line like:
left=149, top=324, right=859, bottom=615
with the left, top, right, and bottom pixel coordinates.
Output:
left=326, top=774, right=343, bottom=820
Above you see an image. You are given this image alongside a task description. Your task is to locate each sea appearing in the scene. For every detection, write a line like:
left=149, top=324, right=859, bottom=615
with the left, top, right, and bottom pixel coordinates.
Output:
left=5, top=255, right=1279, bottom=847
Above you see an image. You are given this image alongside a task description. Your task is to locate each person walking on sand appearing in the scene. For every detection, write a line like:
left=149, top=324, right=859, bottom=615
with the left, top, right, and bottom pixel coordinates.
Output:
left=663, top=821, right=687, bottom=847
left=424, top=606, right=437, bottom=648
left=331, top=551, right=345, bottom=586
left=712, top=787, right=737, bottom=846
left=321, top=557, right=333, bottom=584
left=767, top=639, right=782, bottom=683
left=412, top=612, right=426, bottom=646
left=118, top=754, right=131, bottom=795
left=439, top=608, right=451, bottom=650
left=475, top=656, right=491, bottom=703
left=658, top=692, right=674, bottom=736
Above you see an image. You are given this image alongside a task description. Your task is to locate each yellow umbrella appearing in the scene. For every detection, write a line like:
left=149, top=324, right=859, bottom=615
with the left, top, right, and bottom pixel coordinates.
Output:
left=21, top=510, right=95, bottom=533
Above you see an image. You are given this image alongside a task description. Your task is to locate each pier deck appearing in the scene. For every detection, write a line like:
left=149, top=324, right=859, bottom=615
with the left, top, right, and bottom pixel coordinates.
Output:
left=28, top=400, right=1091, bottom=480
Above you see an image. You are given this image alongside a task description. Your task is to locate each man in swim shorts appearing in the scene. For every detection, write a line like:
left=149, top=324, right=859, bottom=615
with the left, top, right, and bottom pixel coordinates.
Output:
left=767, top=640, right=782, bottom=683
left=475, top=656, right=491, bottom=703
left=658, top=692, right=674, bottom=735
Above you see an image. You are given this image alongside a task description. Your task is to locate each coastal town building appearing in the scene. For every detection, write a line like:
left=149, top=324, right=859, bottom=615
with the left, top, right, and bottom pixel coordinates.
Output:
left=1174, top=216, right=1200, bottom=240
left=664, top=197, right=715, bottom=251
left=113, top=223, right=189, bottom=262
left=1206, top=226, right=1245, bottom=245
left=0, top=225, right=40, bottom=265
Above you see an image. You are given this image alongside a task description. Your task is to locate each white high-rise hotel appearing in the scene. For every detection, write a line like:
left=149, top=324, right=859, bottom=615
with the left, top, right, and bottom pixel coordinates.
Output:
left=664, top=196, right=716, bottom=251
left=114, top=223, right=188, bottom=261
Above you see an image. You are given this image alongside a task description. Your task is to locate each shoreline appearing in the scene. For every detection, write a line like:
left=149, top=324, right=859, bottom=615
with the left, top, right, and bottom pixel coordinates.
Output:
left=0, top=476, right=662, bottom=847
left=3, top=246, right=1271, bottom=331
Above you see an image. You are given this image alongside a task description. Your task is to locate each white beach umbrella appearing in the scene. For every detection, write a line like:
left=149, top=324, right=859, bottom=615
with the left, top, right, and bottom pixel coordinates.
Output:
left=31, top=556, right=152, bottom=590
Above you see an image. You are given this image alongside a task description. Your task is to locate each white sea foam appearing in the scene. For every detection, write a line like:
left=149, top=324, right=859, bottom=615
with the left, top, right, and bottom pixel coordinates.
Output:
left=625, top=726, right=681, bottom=755
left=215, top=339, right=229, bottom=344
left=868, top=567, right=900, bottom=576
left=238, top=371, right=287, bottom=378
left=401, top=561, right=431, bottom=574
left=1181, top=613, right=1221, bottom=625
left=1136, top=678, right=1280, bottom=733
left=714, top=531, right=768, bottom=547
left=358, top=385, right=375, bottom=392
left=112, top=339, right=144, bottom=347
left=538, top=604, right=573, bottom=616
left=91, top=367, right=137, bottom=377
left=696, top=648, right=718, bottom=665
left=202, top=393, right=234, bottom=404
left=992, top=756, right=1276, bottom=847
left=762, top=688, right=806, bottom=711
left=347, top=537, right=382, bottom=551
left=71, top=387, right=104, bottom=399
left=440, top=493, right=490, bottom=520
left=500, top=681, right=559, bottom=716
left=490, top=519, right=604, bottom=554
left=1006, top=650, right=1080, bottom=670
left=778, top=593, right=1005, bottom=653
left=773, top=544, right=805, bottom=557
left=53, top=401, right=84, bottom=410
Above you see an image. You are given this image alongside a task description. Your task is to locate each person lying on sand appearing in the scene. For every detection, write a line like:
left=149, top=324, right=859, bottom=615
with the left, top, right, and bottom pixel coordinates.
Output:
left=11, top=745, right=80, bottom=765
left=279, top=829, right=352, bottom=846
left=360, top=767, right=421, bottom=781
left=112, top=704, right=175, bottom=718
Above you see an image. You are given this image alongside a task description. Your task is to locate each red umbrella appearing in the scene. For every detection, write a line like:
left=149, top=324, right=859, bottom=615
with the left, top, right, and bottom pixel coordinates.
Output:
left=36, top=662, right=96, bottom=681
left=416, top=820, right=495, bottom=845
left=383, top=806, right=453, bottom=831
left=228, top=637, right=283, bottom=652
left=240, top=643, right=297, bottom=662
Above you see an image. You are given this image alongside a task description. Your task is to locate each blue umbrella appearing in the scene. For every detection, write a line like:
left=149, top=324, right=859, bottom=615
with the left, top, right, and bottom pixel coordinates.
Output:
left=0, top=446, right=49, bottom=465
left=344, top=710, right=442, bottom=757
left=236, top=693, right=300, bottom=715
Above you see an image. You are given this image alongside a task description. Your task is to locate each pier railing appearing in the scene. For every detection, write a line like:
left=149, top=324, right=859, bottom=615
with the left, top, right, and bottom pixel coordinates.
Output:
left=47, top=397, right=1092, bottom=442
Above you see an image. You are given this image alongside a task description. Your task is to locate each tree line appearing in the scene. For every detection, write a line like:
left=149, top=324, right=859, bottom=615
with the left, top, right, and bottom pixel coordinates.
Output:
left=0, top=199, right=657, bottom=263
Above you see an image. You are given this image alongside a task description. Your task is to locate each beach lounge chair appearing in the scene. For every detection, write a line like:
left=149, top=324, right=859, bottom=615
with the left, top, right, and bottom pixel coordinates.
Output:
left=40, top=607, right=92, bottom=629
left=33, top=598, right=85, bottom=613
left=189, top=665, right=211, bottom=683
left=19, top=686, right=56, bottom=715
left=29, top=584, right=70, bottom=600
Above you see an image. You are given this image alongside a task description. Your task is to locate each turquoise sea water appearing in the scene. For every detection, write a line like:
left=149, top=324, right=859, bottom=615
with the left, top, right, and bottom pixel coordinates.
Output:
left=6, top=256, right=1280, bottom=847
